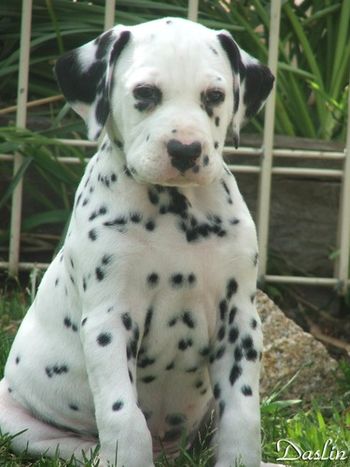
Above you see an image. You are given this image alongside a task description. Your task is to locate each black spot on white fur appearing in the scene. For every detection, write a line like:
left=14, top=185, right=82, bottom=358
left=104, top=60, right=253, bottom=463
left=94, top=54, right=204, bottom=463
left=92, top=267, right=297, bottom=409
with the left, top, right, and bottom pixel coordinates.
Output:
left=241, top=385, right=253, bottom=396
left=97, top=332, right=112, bottom=346
left=122, top=312, right=132, bottom=330
left=112, top=400, right=124, bottom=411
left=147, top=273, right=159, bottom=287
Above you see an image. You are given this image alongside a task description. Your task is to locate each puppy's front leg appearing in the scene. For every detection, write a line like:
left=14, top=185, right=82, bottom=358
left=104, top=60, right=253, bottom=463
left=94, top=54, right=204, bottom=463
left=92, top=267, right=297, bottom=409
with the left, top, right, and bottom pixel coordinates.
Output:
left=210, top=275, right=263, bottom=467
left=80, top=304, right=154, bottom=467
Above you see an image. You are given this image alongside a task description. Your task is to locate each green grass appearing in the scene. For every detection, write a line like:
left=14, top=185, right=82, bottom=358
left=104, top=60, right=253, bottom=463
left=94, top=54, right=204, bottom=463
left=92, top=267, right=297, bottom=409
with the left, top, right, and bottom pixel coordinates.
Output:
left=0, top=291, right=349, bottom=466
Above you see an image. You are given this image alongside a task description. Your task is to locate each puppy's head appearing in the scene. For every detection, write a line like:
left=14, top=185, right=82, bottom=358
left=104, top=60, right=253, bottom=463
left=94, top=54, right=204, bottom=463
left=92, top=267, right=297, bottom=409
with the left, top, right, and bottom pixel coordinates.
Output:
left=55, top=18, right=274, bottom=186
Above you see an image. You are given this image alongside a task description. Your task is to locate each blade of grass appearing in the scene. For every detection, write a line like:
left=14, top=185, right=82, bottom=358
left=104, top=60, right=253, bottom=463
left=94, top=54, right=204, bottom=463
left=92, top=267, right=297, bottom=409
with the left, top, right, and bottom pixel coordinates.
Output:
left=287, top=74, right=316, bottom=137
left=23, top=181, right=58, bottom=211
left=274, top=94, right=296, bottom=136
left=330, top=0, right=350, bottom=94
left=303, top=3, right=341, bottom=25
left=228, top=7, right=267, bottom=59
left=283, top=4, right=325, bottom=130
left=325, top=0, right=336, bottom=89
left=331, top=41, right=350, bottom=101
left=45, top=0, right=64, bottom=54
left=0, top=157, right=32, bottom=210
left=250, top=0, right=270, bottom=29
left=22, top=209, right=69, bottom=231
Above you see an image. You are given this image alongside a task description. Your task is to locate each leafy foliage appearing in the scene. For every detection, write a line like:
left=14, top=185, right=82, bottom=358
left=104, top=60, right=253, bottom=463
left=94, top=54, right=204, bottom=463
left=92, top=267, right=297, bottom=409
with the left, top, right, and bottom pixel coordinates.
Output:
left=1, top=0, right=349, bottom=138
left=0, top=127, right=86, bottom=258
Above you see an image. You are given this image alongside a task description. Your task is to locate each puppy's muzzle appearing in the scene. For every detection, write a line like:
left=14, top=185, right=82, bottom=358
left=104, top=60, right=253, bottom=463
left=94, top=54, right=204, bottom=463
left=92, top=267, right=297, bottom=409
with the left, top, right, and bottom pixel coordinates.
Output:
left=167, top=139, right=202, bottom=172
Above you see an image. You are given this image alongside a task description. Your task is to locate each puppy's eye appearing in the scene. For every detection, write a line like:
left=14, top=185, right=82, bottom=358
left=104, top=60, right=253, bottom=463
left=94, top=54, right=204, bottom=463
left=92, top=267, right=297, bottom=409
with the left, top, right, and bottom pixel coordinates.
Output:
left=133, top=84, right=162, bottom=111
left=205, top=89, right=225, bottom=105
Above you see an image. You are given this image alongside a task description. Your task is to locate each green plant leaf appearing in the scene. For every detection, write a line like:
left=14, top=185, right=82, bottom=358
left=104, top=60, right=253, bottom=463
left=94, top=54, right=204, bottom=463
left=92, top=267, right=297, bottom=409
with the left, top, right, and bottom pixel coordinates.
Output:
left=0, top=157, right=32, bottom=210
left=22, top=209, right=69, bottom=231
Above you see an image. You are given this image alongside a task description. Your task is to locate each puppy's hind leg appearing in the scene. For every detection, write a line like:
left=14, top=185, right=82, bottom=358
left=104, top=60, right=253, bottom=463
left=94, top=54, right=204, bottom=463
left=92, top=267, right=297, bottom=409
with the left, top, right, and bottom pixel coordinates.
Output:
left=0, top=379, right=97, bottom=462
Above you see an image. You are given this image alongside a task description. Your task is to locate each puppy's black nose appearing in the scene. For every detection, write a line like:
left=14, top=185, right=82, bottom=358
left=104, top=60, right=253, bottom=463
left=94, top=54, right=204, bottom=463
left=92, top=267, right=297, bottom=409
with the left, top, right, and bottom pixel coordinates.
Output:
left=167, top=139, right=202, bottom=172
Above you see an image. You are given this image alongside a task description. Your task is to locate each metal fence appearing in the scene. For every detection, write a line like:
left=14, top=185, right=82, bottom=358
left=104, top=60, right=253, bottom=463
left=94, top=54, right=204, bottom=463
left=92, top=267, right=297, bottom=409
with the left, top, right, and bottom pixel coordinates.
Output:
left=1, top=0, right=350, bottom=296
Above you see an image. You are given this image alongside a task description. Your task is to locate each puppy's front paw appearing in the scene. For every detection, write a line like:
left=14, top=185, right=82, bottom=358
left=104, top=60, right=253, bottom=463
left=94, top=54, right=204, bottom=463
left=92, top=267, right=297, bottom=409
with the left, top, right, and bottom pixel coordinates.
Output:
left=99, top=407, right=154, bottom=467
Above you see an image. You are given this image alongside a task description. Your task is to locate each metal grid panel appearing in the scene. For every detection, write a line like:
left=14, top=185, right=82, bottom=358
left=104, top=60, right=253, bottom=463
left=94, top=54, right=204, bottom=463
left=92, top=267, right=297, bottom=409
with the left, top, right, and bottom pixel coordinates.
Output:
left=1, top=0, right=350, bottom=293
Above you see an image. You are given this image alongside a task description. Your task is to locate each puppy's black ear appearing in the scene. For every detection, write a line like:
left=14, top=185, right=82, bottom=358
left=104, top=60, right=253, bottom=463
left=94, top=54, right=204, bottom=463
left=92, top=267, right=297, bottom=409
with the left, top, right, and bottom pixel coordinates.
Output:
left=217, top=31, right=274, bottom=148
left=54, top=27, right=131, bottom=141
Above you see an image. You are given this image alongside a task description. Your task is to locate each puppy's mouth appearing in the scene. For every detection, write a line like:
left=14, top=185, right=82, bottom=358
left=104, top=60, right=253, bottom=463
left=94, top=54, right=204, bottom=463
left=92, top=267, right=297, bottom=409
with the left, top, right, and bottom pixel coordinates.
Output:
left=152, top=170, right=218, bottom=188
left=125, top=149, right=220, bottom=187
left=130, top=171, right=202, bottom=187
left=169, top=155, right=200, bottom=174
left=157, top=177, right=202, bottom=187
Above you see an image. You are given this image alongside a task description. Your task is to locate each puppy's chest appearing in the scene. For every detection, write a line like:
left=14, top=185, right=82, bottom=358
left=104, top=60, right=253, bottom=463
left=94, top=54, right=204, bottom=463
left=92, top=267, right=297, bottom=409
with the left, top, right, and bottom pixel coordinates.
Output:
left=71, top=165, right=249, bottom=343
left=117, top=216, right=236, bottom=376
left=135, top=269, right=215, bottom=376
left=73, top=170, right=243, bottom=279
left=74, top=158, right=242, bottom=248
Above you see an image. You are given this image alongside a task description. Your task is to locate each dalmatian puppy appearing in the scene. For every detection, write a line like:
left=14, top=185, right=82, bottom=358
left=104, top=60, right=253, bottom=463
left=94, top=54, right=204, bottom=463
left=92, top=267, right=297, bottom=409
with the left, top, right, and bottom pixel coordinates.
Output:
left=0, top=17, right=277, bottom=467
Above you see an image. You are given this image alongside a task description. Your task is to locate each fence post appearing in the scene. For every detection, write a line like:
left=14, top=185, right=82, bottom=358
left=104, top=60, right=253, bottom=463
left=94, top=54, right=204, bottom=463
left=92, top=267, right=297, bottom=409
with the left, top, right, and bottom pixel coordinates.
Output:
left=188, top=0, right=199, bottom=21
left=256, top=0, right=281, bottom=284
left=104, top=0, right=116, bottom=30
left=334, top=71, right=350, bottom=295
left=8, top=0, right=33, bottom=276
